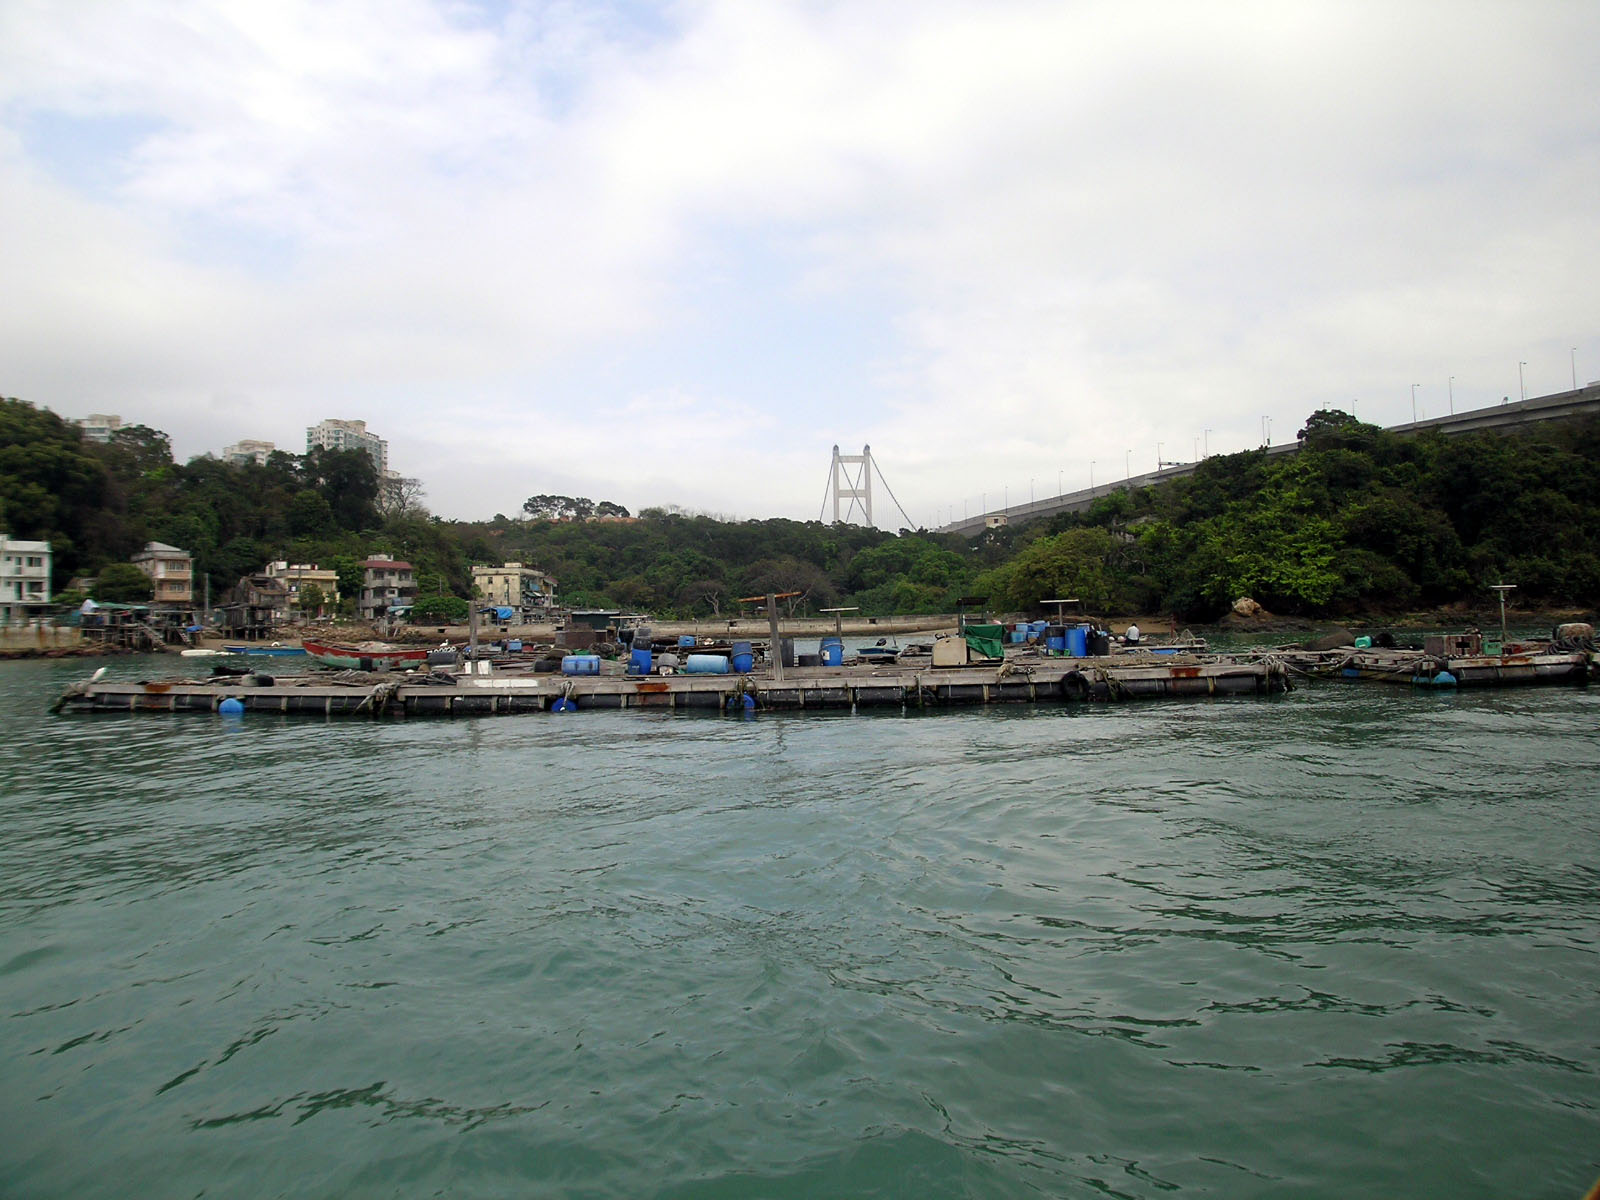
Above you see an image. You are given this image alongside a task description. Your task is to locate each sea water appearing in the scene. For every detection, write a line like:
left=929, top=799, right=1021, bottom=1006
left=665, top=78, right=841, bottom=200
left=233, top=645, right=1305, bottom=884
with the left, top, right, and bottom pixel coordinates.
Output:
left=2, top=656, right=1596, bottom=1198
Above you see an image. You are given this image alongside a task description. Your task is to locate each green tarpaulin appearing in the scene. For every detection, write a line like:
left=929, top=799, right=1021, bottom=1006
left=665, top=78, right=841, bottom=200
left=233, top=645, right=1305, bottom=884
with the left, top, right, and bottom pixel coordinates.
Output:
left=963, top=622, right=1006, bottom=661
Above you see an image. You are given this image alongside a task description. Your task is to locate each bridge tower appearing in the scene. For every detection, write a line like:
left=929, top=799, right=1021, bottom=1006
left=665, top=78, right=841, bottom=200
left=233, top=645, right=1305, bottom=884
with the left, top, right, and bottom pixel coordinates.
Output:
left=829, top=444, right=873, bottom=526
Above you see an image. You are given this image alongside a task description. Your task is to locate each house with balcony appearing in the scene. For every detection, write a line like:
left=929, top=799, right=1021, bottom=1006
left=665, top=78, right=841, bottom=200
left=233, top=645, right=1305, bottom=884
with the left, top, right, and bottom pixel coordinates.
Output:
left=264, top=561, right=340, bottom=616
left=131, top=542, right=194, bottom=606
left=0, top=535, right=52, bottom=625
left=358, top=554, right=417, bottom=620
left=471, top=562, right=558, bottom=621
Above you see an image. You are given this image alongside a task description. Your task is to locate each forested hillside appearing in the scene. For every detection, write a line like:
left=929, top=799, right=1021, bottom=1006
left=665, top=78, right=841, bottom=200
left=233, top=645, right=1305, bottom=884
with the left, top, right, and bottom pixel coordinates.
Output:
left=2, top=397, right=1594, bottom=620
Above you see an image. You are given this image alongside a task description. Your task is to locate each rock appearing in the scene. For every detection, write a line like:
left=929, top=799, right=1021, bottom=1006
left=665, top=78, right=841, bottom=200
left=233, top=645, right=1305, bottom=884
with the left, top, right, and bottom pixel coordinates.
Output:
left=1231, top=596, right=1268, bottom=618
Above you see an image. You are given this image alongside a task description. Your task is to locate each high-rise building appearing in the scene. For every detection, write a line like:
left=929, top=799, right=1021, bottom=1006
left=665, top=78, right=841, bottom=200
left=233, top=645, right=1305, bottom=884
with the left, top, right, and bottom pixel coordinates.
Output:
left=223, top=439, right=277, bottom=466
left=306, top=419, right=388, bottom=477
left=75, top=414, right=122, bottom=443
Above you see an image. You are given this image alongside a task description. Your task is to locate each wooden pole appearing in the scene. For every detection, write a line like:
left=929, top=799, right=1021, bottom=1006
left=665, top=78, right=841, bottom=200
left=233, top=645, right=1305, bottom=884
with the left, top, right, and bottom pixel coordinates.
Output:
left=767, top=592, right=784, bottom=682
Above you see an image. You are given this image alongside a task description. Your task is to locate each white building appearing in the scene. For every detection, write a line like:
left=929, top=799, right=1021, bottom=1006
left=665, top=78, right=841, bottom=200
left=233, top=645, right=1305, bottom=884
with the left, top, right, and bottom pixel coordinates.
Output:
left=307, top=419, right=388, bottom=477
left=223, top=439, right=277, bottom=466
left=0, top=535, right=51, bottom=624
left=75, top=414, right=122, bottom=443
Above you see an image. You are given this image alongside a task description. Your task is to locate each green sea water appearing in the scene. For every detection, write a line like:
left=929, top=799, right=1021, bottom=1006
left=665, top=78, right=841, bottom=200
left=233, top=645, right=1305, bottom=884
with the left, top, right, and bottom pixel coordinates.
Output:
left=2, top=656, right=1597, bottom=1198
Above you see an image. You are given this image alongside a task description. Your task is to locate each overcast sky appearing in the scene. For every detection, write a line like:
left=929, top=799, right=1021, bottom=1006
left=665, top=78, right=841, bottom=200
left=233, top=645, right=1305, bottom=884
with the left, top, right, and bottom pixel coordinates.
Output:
left=3, top=1, right=1597, bottom=528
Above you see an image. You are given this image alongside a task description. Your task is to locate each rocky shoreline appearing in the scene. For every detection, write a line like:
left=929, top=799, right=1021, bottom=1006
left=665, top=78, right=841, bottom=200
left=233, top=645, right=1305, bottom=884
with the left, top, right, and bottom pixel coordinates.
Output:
left=5, top=603, right=1593, bottom=662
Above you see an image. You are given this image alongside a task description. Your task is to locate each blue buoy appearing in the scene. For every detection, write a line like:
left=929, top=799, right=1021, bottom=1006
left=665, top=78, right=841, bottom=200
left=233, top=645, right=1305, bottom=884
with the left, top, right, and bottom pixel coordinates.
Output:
left=551, top=697, right=575, bottom=712
left=1431, top=670, right=1457, bottom=687
left=219, top=697, right=245, bottom=714
left=742, top=693, right=756, bottom=711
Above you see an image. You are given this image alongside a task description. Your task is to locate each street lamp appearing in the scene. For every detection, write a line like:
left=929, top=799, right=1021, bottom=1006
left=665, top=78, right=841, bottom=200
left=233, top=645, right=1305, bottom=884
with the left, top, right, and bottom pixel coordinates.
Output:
left=1260, top=416, right=1271, bottom=445
left=1156, top=441, right=1163, bottom=471
left=1090, top=460, right=1096, bottom=496
left=1518, top=361, right=1526, bottom=401
left=1411, top=383, right=1419, bottom=424
left=1573, top=348, right=1579, bottom=390
left=1058, top=469, right=1063, bottom=496
left=1124, top=450, right=1131, bottom=480
left=1203, top=429, right=1211, bottom=457
left=1448, top=376, right=1454, bottom=414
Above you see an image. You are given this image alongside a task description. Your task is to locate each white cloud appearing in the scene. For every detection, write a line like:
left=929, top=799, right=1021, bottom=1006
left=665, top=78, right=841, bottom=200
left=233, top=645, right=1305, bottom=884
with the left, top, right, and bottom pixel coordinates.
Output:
left=1, top=0, right=1596, bottom=526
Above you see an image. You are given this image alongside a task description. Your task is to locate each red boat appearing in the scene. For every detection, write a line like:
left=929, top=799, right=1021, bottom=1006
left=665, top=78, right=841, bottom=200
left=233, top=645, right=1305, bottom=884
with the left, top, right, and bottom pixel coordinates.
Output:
left=302, top=637, right=434, bottom=671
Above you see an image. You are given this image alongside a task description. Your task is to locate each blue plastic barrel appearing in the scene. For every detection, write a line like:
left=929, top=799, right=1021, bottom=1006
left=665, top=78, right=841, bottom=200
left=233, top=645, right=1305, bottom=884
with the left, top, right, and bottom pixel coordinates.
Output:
left=730, top=640, right=753, bottom=673
left=1065, top=627, right=1088, bottom=657
left=685, top=653, right=731, bottom=674
left=678, top=635, right=696, bottom=649
left=1010, top=630, right=1026, bottom=643
left=820, top=636, right=844, bottom=666
left=506, top=639, right=521, bottom=652
left=629, top=647, right=652, bottom=674
left=561, top=654, right=601, bottom=676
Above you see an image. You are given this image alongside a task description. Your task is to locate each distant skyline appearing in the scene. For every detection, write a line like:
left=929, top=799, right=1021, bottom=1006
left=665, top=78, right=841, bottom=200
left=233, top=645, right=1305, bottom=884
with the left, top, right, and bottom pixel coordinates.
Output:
left=4, top=1, right=1597, bottom=527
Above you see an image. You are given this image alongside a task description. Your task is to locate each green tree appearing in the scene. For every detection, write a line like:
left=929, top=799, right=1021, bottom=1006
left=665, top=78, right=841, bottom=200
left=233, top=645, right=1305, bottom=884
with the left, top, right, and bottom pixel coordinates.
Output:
left=94, top=562, right=154, bottom=603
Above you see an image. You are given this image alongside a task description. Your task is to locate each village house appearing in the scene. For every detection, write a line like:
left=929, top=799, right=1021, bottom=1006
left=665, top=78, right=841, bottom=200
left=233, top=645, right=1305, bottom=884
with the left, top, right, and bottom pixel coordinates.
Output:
left=132, top=542, right=194, bottom=606
left=219, top=573, right=291, bottom=640
left=471, top=562, right=558, bottom=621
left=0, top=534, right=52, bottom=625
left=264, top=561, right=340, bottom=615
left=358, top=554, right=417, bottom=620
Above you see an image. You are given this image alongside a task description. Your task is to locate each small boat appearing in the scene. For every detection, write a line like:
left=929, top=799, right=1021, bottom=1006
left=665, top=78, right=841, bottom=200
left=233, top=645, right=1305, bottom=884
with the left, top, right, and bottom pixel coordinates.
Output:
left=222, top=643, right=308, bottom=656
left=302, top=637, right=433, bottom=671
left=181, top=648, right=225, bottom=658
left=854, top=638, right=901, bottom=664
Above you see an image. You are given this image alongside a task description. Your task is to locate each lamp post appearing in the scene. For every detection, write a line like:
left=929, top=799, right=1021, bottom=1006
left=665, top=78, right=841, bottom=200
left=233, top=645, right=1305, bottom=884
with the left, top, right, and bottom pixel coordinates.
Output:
left=1411, top=383, right=1419, bottom=424
left=1448, top=376, right=1454, bottom=414
left=1090, top=460, right=1096, bottom=496
left=1573, top=348, right=1579, bottom=390
left=1192, top=437, right=1199, bottom=461
left=1203, top=429, right=1210, bottom=457
left=1124, top=450, right=1131, bottom=480
left=1058, top=469, right=1063, bottom=496
left=1156, top=441, right=1163, bottom=471
left=1518, top=361, right=1526, bottom=401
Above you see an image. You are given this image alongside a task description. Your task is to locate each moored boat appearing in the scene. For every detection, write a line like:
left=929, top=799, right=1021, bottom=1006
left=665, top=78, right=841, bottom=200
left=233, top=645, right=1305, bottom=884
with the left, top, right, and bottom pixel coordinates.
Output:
left=222, top=643, right=308, bottom=656
left=302, top=637, right=433, bottom=671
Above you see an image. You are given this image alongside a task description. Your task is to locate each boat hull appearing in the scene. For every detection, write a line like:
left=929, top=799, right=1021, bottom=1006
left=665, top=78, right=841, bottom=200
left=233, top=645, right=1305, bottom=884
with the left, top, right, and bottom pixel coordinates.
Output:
left=301, top=638, right=431, bottom=671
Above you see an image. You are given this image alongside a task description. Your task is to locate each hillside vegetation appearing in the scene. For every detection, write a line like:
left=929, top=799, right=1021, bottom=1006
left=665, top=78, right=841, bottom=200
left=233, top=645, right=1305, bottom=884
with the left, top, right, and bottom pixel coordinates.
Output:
left=2, top=397, right=1594, bottom=621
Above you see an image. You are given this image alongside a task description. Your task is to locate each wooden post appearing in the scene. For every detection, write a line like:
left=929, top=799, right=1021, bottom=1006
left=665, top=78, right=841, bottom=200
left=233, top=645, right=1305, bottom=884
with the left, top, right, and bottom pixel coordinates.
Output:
left=767, top=592, right=784, bottom=682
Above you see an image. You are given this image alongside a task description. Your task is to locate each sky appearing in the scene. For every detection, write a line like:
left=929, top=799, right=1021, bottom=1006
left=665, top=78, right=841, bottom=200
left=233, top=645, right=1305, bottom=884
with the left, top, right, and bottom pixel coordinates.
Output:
left=3, top=0, right=1597, bottom=529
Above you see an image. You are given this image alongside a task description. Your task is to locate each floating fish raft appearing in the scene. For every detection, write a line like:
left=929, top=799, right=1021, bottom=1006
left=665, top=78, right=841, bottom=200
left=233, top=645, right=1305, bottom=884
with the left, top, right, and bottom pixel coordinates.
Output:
left=1275, top=643, right=1595, bottom=688
left=50, top=654, right=1291, bottom=718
